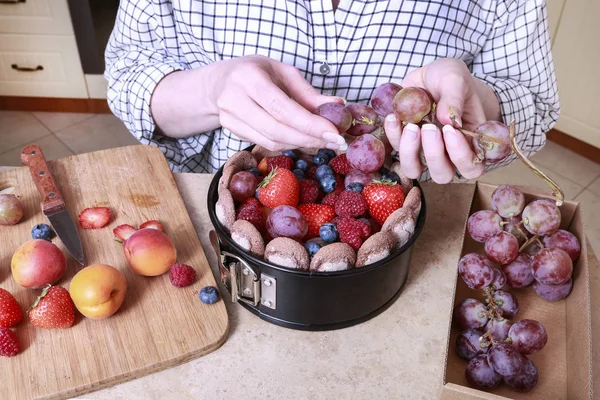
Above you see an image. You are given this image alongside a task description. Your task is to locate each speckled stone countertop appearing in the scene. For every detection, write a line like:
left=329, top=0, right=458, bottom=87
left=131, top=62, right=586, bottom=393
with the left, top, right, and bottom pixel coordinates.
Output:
left=57, top=173, right=596, bottom=400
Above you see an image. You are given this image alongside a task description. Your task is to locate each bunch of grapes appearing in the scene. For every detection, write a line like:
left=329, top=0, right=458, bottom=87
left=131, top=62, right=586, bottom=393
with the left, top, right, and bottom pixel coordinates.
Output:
left=454, top=184, right=581, bottom=393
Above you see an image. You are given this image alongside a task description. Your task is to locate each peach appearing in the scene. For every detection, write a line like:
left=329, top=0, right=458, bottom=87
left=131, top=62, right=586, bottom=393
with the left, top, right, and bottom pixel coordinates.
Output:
left=11, top=239, right=67, bottom=289
left=123, top=228, right=177, bottom=276
left=69, top=264, right=127, bottom=319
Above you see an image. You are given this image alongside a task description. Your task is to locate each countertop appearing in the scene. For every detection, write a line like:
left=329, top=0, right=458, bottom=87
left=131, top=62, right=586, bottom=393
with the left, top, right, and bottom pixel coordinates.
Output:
left=1, top=168, right=597, bottom=399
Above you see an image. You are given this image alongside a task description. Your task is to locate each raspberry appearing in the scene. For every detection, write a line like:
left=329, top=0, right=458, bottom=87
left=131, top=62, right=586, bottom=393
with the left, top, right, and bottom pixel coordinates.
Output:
left=266, top=155, right=293, bottom=171
left=169, top=264, right=197, bottom=288
left=298, top=179, right=320, bottom=205
left=307, top=165, right=318, bottom=180
left=0, top=328, right=20, bottom=357
left=337, top=217, right=371, bottom=250
left=335, top=190, right=368, bottom=217
left=329, top=154, right=352, bottom=175
left=322, top=192, right=340, bottom=207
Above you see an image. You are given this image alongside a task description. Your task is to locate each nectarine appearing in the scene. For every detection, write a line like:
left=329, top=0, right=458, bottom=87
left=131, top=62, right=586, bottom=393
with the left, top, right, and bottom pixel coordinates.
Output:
left=123, top=228, right=177, bottom=276
left=69, top=264, right=127, bottom=319
left=11, top=239, right=66, bottom=288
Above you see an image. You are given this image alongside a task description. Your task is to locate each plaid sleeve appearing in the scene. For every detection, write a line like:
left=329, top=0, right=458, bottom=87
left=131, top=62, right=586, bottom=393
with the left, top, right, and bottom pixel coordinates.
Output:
left=104, top=0, right=187, bottom=142
left=470, top=0, right=560, bottom=170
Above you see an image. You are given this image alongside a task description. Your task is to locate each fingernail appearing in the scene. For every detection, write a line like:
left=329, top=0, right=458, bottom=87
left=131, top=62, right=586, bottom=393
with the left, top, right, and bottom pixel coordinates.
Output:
left=338, top=142, right=348, bottom=151
left=454, top=116, right=463, bottom=128
left=442, top=125, right=460, bottom=145
left=386, top=114, right=398, bottom=126
left=323, top=131, right=344, bottom=144
left=325, top=142, right=340, bottom=150
left=403, top=123, right=419, bottom=140
left=335, top=96, right=347, bottom=105
left=421, top=124, right=438, bottom=133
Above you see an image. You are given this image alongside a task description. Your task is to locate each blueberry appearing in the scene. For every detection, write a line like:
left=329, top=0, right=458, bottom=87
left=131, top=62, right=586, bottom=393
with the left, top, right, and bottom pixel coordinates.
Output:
left=317, top=148, right=337, bottom=160
left=359, top=218, right=371, bottom=227
left=346, top=182, right=364, bottom=193
left=313, top=155, right=329, bottom=166
left=248, top=167, right=262, bottom=177
left=295, top=159, right=309, bottom=171
left=255, top=189, right=260, bottom=199
left=315, top=165, right=334, bottom=181
left=293, top=169, right=305, bottom=180
left=31, top=223, right=54, bottom=241
left=319, top=223, right=339, bottom=243
left=199, top=286, right=220, bottom=304
left=319, top=174, right=337, bottom=194
left=382, top=171, right=401, bottom=184
left=378, top=166, right=391, bottom=175
left=282, top=150, right=298, bottom=160
left=304, top=238, right=325, bottom=258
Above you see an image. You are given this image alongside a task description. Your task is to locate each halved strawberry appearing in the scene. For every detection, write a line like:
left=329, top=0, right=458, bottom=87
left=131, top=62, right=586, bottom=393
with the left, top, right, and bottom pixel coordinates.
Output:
left=113, top=224, right=137, bottom=243
left=297, top=203, right=335, bottom=239
left=78, top=207, right=111, bottom=229
left=140, top=220, right=163, bottom=232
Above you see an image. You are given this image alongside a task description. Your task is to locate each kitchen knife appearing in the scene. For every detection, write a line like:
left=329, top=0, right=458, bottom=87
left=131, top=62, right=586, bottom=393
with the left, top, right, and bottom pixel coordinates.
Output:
left=21, top=145, right=85, bottom=265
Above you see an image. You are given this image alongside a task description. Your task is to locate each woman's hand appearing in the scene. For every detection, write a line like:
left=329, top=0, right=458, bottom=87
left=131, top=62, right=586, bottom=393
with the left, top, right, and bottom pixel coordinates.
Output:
left=384, top=58, right=502, bottom=183
left=152, top=54, right=347, bottom=152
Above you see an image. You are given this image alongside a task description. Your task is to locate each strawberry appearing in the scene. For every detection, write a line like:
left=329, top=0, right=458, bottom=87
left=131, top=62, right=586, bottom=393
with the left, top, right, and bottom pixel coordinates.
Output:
left=113, top=224, right=137, bottom=243
left=0, top=289, right=22, bottom=328
left=298, top=179, right=320, bottom=205
left=322, top=192, right=341, bottom=207
left=78, top=207, right=111, bottom=229
left=28, top=285, right=75, bottom=329
left=337, top=217, right=371, bottom=250
left=329, top=154, right=352, bottom=175
left=266, top=155, right=293, bottom=172
left=140, top=220, right=164, bottom=231
left=0, top=328, right=20, bottom=357
left=363, top=180, right=405, bottom=225
left=237, top=198, right=266, bottom=232
left=257, top=168, right=299, bottom=208
left=334, top=190, right=367, bottom=217
left=298, top=204, right=335, bottom=239
left=258, top=158, right=269, bottom=175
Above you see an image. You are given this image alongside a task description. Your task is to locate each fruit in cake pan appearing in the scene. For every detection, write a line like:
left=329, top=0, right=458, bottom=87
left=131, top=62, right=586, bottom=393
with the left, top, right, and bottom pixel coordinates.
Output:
left=69, top=264, right=127, bottom=319
left=11, top=239, right=67, bottom=289
left=0, top=194, right=24, bottom=226
left=346, top=134, right=386, bottom=173
left=123, top=228, right=177, bottom=276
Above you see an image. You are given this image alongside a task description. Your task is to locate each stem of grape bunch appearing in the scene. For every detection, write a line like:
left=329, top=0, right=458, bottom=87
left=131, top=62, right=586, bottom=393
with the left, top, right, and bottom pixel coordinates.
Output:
left=478, top=286, right=513, bottom=348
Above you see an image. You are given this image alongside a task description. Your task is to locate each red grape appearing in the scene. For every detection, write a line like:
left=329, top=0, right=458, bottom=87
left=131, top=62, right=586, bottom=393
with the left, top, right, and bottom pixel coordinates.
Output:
left=346, top=134, right=386, bottom=173
left=522, top=198, right=561, bottom=236
left=484, top=231, right=519, bottom=265
left=490, top=267, right=507, bottom=289
left=392, top=87, right=432, bottom=124
left=0, top=194, right=24, bottom=226
left=502, top=216, right=530, bottom=245
left=473, top=121, right=511, bottom=163
left=533, top=278, right=573, bottom=302
left=316, top=102, right=353, bottom=133
left=456, top=329, right=488, bottom=361
left=346, top=104, right=380, bottom=136
left=502, top=253, right=534, bottom=288
left=542, top=229, right=581, bottom=262
left=466, top=354, right=502, bottom=390
left=266, top=205, right=308, bottom=241
left=484, top=318, right=513, bottom=341
left=454, top=298, right=489, bottom=330
left=370, top=82, right=402, bottom=117
left=229, top=171, right=258, bottom=202
left=458, top=253, right=495, bottom=290
left=491, top=185, right=525, bottom=218
left=532, top=247, right=573, bottom=285
left=487, top=343, right=526, bottom=377
left=508, top=319, right=548, bottom=355
left=344, top=169, right=380, bottom=187
left=467, top=210, right=503, bottom=243
left=492, top=290, right=519, bottom=319
left=503, top=358, right=539, bottom=392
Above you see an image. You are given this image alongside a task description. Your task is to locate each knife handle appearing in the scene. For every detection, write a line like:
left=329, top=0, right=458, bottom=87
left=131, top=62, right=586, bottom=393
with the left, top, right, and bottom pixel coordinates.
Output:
left=21, top=144, right=66, bottom=215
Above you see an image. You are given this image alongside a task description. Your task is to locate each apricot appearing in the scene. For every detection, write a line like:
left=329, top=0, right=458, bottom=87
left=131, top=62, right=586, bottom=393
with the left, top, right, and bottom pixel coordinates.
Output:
left=69, top=264, right=127, bottom=319
left=11, top=239, right=66, bottom=288
left=123, top=228, right=177, bottom=276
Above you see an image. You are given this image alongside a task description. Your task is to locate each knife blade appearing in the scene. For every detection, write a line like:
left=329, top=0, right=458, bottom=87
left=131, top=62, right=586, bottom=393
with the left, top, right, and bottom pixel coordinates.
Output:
left=21, top=145, right=85, bottom=265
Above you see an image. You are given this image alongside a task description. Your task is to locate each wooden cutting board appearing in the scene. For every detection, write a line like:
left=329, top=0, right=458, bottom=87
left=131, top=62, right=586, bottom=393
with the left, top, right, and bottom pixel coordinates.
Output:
left=0, top=145, right=229, bottom=400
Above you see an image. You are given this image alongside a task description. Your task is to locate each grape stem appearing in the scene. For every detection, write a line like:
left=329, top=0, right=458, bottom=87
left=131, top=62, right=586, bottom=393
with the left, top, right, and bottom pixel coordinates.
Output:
left=508, top=120, right=565, bottom=206
left=479, top=286, right=513, bottom=348
left=448, top=107, right=508, bottom=145
left=519, top=234, right=540, bottom=252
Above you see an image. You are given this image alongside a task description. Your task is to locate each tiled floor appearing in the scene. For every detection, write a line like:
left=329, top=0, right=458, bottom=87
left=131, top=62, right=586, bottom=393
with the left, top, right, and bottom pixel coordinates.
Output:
left=1, top=110, right=599, bottom=253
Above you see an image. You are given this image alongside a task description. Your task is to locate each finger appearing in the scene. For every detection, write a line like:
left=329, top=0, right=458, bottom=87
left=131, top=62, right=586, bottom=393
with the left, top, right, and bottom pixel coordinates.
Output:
left=398, top=123, right=423, bottom=179
left=247, top=70, right=345, bottom=145
left=277, top=64, right=345, bottom=110
left=384, top=114, right=401, bottom=152
left=219, top=112, right=286, bottom=152
left=421, top=123, right=455, bottom=184
left=442, top=125, right=484, bottom=179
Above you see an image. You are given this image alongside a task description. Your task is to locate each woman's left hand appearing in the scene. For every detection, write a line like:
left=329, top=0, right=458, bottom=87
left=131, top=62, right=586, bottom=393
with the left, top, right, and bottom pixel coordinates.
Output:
left=384, top=58, right=501, bottom=183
